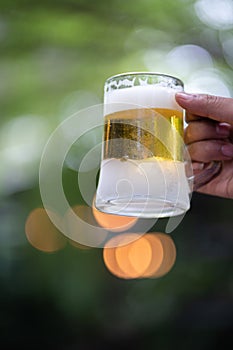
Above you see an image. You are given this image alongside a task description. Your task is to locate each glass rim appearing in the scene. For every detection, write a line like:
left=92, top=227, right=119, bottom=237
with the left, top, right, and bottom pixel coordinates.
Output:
left=105, top=71, right=184, bottom=87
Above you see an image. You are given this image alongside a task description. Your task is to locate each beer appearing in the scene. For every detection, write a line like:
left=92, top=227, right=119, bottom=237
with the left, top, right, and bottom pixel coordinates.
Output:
left=103, top=108, right=184, bottom=161
left=95, top=74, right=190, bottom=217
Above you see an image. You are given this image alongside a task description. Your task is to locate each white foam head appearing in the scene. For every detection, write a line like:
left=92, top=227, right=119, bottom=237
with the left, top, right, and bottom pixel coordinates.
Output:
left=104, top=83, right=183, bottom=115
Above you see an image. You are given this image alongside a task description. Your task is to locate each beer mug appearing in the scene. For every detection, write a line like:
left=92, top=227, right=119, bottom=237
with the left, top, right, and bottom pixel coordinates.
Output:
left=95, top=72, right=221, bottom=218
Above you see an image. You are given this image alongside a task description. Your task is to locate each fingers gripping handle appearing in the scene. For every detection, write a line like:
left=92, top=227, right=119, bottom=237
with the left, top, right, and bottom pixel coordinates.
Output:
left=189, top=161, right=222, bottom=191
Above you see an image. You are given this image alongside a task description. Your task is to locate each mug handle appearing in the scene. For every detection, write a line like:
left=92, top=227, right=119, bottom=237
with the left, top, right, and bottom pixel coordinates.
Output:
left=188, top=161, right=222, bottom=191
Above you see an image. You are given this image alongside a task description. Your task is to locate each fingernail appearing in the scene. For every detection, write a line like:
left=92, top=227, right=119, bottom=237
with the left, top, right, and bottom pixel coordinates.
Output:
left=216, top=124, right=230, bottom=137
left=176, top=92, right=196, bottom=101
left=221, top=144, right=233, bottom=157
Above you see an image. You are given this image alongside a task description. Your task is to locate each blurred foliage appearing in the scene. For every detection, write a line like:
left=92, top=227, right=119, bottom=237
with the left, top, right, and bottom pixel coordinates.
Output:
left=0, top=0, right=233, bottom=349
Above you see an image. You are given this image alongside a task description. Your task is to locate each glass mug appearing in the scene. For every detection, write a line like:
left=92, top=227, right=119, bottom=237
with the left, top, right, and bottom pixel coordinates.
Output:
left=95, top=72, right=221, bottom=218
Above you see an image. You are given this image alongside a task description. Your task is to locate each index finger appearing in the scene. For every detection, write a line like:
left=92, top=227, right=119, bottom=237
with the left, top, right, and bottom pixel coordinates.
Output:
left=176, top=92, right=233, bottom=126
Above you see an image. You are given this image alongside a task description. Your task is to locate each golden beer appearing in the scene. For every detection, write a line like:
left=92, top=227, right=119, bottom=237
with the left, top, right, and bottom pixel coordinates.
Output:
left=103, top=108, right=184, bottom=161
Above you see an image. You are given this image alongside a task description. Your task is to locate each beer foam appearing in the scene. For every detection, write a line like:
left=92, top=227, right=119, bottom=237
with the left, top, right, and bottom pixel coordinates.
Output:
left=104, top=85, right=183, bottom=115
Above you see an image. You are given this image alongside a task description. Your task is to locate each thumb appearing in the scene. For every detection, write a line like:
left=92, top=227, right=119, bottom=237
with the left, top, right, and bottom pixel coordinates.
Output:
left=175, top=92, right=233, bottom=126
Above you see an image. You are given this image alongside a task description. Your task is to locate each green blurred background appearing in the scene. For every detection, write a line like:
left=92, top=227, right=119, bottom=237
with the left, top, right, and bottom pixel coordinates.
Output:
left=0, top=0, right=233, bottom=348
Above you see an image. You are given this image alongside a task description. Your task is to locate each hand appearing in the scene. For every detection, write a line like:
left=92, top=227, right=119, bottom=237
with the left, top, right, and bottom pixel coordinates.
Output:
left=175, top=92, right=233, bottom=199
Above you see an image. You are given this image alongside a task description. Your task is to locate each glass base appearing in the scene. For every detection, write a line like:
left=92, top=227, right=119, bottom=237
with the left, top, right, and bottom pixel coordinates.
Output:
left=95, top=196, right=189, bottom=218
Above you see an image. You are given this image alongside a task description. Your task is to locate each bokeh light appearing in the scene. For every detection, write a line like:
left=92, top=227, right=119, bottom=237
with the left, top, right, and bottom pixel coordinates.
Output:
left=141, top=234, right=164, bottom=278
left=195, top=0, right=233, bottom=30
left=185, top=69, right=231, bottom=97
left=165, top=44, right=213, bottom=79
left=25, top=208, right=67, bottom=252
left=103, top=243, right=129, bottom=279
left=103, top=232, right=176, bottom=280
left=92, top=202, right=138, bottom=232
left=144, top=42, right=232, bottom=97
left=128, top=236, right=152, bottom=275
left=148, top=233, right=176, bottom=278
left=115, top=234, right=152, bottom=279
left=220, top=31, right=233, bottom=70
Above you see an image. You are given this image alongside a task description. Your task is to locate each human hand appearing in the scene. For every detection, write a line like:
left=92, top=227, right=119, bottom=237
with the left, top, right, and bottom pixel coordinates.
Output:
left=175, top=92, right=233, bottom=199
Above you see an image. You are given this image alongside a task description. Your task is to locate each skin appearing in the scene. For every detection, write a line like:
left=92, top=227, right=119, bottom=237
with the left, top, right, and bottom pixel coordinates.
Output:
left=175, top=92, right=233, bottom=199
